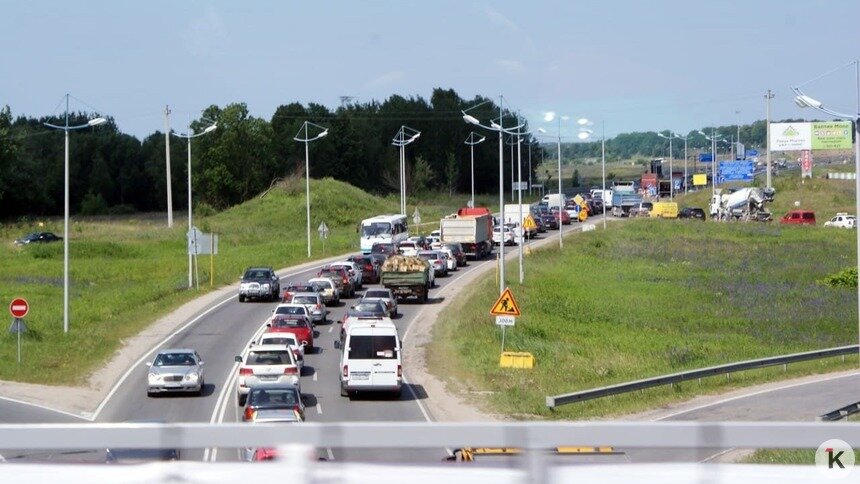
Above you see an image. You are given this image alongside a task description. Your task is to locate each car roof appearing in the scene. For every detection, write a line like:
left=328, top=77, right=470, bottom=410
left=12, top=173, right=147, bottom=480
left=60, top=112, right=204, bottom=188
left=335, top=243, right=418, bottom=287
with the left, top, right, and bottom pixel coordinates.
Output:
left=157, top=348, right=196, bottom=354
left=248, top=344, right=293, bottom=352
left=276, top=303, right=308, bottom=309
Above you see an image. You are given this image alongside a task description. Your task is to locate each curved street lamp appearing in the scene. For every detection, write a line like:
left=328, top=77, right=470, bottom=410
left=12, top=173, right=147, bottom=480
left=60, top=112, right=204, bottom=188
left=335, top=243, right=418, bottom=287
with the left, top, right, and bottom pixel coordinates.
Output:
left=44, top=94, right=107, bottom=334
left=463, top=98, right=525, bottom=295
left=464, top=132, right=486, bottom=207
left=295, top=121, right=330, bottom=258
left=792, top=60, right=860, bottom=363
left=697, top=129, right=723, bottom=199
left=392, top=126, right=421, bottom=215
left=173, top=119, right=218, bottom=289
left=573, top=119, right=607, bottom=230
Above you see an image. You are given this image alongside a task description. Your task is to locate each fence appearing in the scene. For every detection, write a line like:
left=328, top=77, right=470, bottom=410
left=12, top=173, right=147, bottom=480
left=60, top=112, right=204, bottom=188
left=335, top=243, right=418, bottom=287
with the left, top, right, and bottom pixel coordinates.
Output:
left=546, top=345, right=859, bottom=409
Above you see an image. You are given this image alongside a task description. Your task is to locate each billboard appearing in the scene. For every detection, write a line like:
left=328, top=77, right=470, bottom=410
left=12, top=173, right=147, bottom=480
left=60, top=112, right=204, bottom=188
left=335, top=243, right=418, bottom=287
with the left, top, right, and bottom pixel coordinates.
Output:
left=769, top=121, right=853, bottom=151
left=692, top=174, right=708, bottom=186
left=698, top=153, right=713, bottom=162
left=718, top=161, right=754, bottom=184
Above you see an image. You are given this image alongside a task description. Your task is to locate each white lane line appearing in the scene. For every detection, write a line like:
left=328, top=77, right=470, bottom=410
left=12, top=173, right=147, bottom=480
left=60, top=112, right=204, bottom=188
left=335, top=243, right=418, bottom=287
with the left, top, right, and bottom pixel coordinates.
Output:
left=328, top=326, right=333, bottom=333
left=326, top=447, right=335, bottom=461
left=313, top=371, right=318, bottom=382
left=316, top=403, right=322, bottom=415
left=91, top=295, right=235, bottom=421
left=0, top=395, right=93, bottom=421
left=94, top=261, right=341, bottom=422
left=653, top=371, right=860, bottom=421
left=0, top=453, right=5, bottom=462
left=206, top=322, right=270, bottom=462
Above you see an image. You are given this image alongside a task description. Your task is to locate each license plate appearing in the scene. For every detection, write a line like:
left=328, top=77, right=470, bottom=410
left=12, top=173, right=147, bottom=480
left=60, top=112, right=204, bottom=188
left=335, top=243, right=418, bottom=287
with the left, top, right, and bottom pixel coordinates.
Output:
left=351, top=373, right=370, bottom=380
left=258, top=375, right=278, bottom=382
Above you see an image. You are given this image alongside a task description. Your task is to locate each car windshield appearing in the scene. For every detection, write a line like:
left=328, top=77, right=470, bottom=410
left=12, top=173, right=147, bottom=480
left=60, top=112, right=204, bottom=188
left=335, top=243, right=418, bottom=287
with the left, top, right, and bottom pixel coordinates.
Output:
left=245, top=270, right=270, bottom=279
left=246, top=351, right=292, bottom=365
left=248, top=388, right=300, bottom=407
left=276, top=306, right=306, bottom=315
left=353, top=302, right=384, bottom=312
left=292, top=296, right=316, bottom=305
left=313, top=281, right=332, bottom=289
left=361, top=222, right=391, bottom=237
left=271, top=317, right=307, bottom=328
left=347, top=335, right=398, bottom=360
left=419, top=253, right=438, bottom=260
left=365, top=290, right=389, bottom=298
left=153, top=353, right=196, bottom=366
left=261, top=336, right=297, bottom=346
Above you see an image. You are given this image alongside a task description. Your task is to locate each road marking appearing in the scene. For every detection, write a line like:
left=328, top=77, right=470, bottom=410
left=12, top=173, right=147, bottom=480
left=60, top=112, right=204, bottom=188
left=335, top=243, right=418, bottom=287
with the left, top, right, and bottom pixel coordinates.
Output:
left=653, top=371, right=860, bottom=421
left=313, top=371, right=318, bottom=382
left=316, top=403, right=322, bottom=414
left=328, top=327, right=333, bottom=333
left=326, top=447, right=335, bottom=461
left=0, top=395, right=92, bottom=421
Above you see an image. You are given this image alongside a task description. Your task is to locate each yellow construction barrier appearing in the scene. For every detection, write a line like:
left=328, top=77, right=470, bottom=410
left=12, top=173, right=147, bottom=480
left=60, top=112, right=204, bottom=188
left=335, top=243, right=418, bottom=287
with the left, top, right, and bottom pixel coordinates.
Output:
left=499, top=351, right=535, bottom=368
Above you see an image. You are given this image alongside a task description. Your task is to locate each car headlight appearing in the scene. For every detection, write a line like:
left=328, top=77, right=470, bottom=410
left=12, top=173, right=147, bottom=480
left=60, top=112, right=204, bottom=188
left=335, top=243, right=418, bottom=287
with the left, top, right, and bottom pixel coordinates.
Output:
left=148, top=373, right=161, bottom=382
left=185, top=372, right=199, bottom=381
left=261, top=283, right=270, bottom=290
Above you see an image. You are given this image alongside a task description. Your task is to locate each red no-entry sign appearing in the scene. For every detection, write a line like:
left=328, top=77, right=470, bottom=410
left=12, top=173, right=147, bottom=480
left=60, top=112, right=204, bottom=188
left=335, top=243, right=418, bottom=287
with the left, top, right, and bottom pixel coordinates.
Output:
left=9, top=298, right=29, bottom=318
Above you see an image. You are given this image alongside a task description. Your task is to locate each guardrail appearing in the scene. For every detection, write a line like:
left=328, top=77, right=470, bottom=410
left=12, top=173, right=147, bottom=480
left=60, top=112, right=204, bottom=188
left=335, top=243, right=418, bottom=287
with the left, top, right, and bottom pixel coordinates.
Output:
left=546, top=345, right=859, bottom=409
left=819, top=401, right=860, bottom=421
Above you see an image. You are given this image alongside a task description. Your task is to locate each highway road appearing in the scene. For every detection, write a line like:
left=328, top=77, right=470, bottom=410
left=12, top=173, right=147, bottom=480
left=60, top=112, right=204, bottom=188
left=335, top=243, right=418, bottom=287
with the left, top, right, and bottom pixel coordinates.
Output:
left=2, top=217, right=857, bottom=466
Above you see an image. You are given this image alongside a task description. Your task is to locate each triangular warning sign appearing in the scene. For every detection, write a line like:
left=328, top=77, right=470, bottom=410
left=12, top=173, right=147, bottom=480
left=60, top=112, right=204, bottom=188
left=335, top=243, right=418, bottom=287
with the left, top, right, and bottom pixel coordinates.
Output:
left=490, top=288, right=521, bottom=316
left=523, top=215, right=537, bottom=231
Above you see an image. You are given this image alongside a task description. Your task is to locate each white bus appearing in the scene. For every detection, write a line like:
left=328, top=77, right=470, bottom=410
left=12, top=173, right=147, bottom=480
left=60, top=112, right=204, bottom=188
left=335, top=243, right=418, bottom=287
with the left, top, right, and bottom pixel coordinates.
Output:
left=359, top=214, right=409, bottom=254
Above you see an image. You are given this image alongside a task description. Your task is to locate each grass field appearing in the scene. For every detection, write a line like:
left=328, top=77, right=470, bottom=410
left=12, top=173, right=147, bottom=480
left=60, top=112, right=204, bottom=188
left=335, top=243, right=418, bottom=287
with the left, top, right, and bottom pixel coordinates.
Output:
left=427, top=170, right=860, bottom=419
left=0, top=176, right=495, bottom=384
left=744, top=448, right=860, bottom=465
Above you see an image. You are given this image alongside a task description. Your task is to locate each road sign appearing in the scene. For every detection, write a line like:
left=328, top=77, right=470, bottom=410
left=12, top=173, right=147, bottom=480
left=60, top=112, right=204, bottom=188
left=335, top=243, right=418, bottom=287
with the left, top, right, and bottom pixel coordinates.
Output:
left=8, top=318, right=27, bottom=334
left=495, top=315, right=515, bottom=327
left=512, top=181, right=528, bottom=191
left=490, top=288, right=521, bottom=316
left=9, top=298, right=29, bottom=318
left=318, top=221, right=329, bottom=239
left=522, top=215, right=537, bottom=232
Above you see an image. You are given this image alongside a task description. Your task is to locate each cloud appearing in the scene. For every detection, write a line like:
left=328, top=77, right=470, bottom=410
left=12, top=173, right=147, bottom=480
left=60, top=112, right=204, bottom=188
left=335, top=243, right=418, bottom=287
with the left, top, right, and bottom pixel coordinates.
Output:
left=484, top=5, right=522, bottom=33
left=363, top=70, right=404, bottom=89
left=495, top=59, right=525, bottom=73
left=180, top=9, right=227, bottom=57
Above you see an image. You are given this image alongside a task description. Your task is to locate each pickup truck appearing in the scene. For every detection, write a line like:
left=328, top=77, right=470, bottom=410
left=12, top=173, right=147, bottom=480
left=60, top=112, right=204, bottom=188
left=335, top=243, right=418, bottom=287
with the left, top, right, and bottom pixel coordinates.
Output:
left=380, top=255, right=433, bottom=303
left=824, top=213, right=856, bottom=228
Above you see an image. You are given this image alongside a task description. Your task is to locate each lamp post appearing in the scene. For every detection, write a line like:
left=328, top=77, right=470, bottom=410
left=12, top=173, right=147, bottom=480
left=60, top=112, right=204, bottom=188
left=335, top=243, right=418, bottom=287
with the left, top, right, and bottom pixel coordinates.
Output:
left=539, top=113, right=569, bottom=250
left=164, top=105, right=174, bottom=227
left=464, top=132, right=485, bottom=207
left=392, top=126, right=421, bottom=215
left=657, top=131, right=682, bottom=199
left=573, top=119, right=604, bottom=228
left=44, top=94, right=107, bottom=333
left=463, top=97, right=524, bottom=295
left=294, top=121, right=329, bottom=258
left=675, top=133, right=690, bottom=194
left=765, top=89, right=775, bottom=189
left=792, top=60, right=860, bottom=364
left=697, top=129, right=722, bottom=199
left=173, top=120, right=217, bottom=289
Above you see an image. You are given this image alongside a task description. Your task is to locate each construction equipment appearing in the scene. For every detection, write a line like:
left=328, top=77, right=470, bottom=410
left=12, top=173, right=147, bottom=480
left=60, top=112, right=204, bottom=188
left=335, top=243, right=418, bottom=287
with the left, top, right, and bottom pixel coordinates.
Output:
left=709, top=187, right=775, bottom=222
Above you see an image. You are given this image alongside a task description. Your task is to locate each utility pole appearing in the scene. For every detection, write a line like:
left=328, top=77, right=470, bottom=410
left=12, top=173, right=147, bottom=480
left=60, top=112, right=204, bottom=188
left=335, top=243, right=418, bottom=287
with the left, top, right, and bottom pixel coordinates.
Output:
left=765, top=89, right=774, bottom=189
left=164, top=105, right=173, bottom=228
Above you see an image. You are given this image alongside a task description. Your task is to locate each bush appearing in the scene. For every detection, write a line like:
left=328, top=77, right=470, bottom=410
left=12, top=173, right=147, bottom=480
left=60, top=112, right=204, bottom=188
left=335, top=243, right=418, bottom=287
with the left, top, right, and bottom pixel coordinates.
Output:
left=80, top=193, right=108, bottom=215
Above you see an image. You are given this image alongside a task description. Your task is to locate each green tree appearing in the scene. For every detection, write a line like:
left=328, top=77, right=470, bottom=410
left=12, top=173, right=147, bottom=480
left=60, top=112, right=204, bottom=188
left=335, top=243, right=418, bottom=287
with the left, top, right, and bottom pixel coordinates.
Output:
left=445, top=152, right=458, bottom=197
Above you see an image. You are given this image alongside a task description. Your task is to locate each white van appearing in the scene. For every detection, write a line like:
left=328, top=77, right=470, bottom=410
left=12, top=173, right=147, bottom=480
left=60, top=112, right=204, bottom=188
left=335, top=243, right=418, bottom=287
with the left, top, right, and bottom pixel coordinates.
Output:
left=541, top=193, right=567, bottom=209
left=338, top=319, right=402, bottom=398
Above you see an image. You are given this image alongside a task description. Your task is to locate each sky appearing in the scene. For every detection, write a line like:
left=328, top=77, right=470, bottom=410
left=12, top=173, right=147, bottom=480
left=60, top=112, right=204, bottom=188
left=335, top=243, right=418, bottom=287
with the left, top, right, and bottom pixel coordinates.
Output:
left=2, top=0, right=859, bottom=142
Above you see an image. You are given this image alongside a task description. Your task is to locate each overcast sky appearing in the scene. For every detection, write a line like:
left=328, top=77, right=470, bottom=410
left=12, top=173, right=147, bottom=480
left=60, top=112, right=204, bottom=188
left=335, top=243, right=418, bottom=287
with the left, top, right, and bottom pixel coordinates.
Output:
left=2, top=0, right=858, bottom=141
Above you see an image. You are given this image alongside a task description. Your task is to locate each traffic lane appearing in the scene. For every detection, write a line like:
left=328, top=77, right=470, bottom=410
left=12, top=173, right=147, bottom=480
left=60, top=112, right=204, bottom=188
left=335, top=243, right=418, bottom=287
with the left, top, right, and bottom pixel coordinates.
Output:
left=216, top=256, right=500, bottom=463
left=0, top=398, right=101, bottom=463
left=623, top=373, right=860, bottom=463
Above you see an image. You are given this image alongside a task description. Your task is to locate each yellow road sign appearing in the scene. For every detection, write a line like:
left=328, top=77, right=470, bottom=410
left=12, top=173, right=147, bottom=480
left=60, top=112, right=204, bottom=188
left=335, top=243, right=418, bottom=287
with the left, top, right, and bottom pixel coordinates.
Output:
left=490, top=288, right=521, bottom=316
left=522, top=215, right=537, bottom=231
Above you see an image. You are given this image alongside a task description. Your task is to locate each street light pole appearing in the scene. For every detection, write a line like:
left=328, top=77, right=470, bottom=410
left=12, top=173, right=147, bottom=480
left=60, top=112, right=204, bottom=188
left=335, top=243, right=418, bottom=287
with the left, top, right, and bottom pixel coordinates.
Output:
left=43, top=94, right=107, bottom=333
left=792, top=60, right=860, bottom=365
left=765, top=89, right=774, bottom=189
left=295, top=121, right=329, bottom=258
left=392, top=126, right=421, bottom=215
left=173, top=120, right=218, bottom=289
left=602, top=121, right=607, bottom=230
left=164, top=105, right=173, bottom=228
left=516, top=128, right=524, bottom=284
left=556, top=117, right=563, bottom=249
left=465, top=132, right=486, bottom=207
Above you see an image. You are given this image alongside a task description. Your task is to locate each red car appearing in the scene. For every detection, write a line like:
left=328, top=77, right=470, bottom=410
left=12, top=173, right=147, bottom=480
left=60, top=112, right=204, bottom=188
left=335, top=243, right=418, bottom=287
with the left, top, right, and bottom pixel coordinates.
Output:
left=267, top=315, right=314, bottom=349
left=780, top=210, right=816, bottom=225
left=551, top=207, right=572, bottom=225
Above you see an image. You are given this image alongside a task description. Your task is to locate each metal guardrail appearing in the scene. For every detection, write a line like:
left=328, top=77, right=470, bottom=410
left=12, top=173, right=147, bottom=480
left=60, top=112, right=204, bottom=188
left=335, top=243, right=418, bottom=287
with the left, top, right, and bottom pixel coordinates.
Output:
left=819, top=401, right=860, bottom=421
left=546, top=345, right=859, bottom=409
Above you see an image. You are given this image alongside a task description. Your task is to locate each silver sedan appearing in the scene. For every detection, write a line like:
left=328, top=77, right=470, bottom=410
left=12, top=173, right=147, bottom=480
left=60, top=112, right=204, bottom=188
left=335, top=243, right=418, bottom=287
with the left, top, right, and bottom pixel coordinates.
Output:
left=146, top=349, right=205, bottom=396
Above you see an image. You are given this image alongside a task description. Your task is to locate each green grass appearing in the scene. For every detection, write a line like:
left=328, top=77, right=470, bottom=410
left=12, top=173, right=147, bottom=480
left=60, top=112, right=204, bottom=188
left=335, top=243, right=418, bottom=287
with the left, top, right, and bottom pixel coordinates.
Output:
left=0, top=176, right=495, bottom=385
left=744, top=449, right=860, bottom=465
left=427, top=171, right=860, bottom=419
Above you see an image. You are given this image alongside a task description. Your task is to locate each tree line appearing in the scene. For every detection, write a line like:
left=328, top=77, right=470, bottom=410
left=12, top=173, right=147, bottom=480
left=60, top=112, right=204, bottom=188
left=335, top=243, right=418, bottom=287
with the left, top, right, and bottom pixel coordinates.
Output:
left=0, top=89, right=783, bottom=219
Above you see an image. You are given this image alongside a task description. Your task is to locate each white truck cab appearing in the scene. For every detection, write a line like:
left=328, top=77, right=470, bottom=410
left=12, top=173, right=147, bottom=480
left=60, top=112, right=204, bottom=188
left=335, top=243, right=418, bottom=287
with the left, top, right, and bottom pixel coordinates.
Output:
left=338, top=319, right=402, bottom=398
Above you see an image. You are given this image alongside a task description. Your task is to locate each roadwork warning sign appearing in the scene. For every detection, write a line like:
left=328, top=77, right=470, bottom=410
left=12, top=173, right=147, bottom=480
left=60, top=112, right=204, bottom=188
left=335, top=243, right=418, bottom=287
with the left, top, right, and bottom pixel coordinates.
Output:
left=490, top=288, right=521, bottom=316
